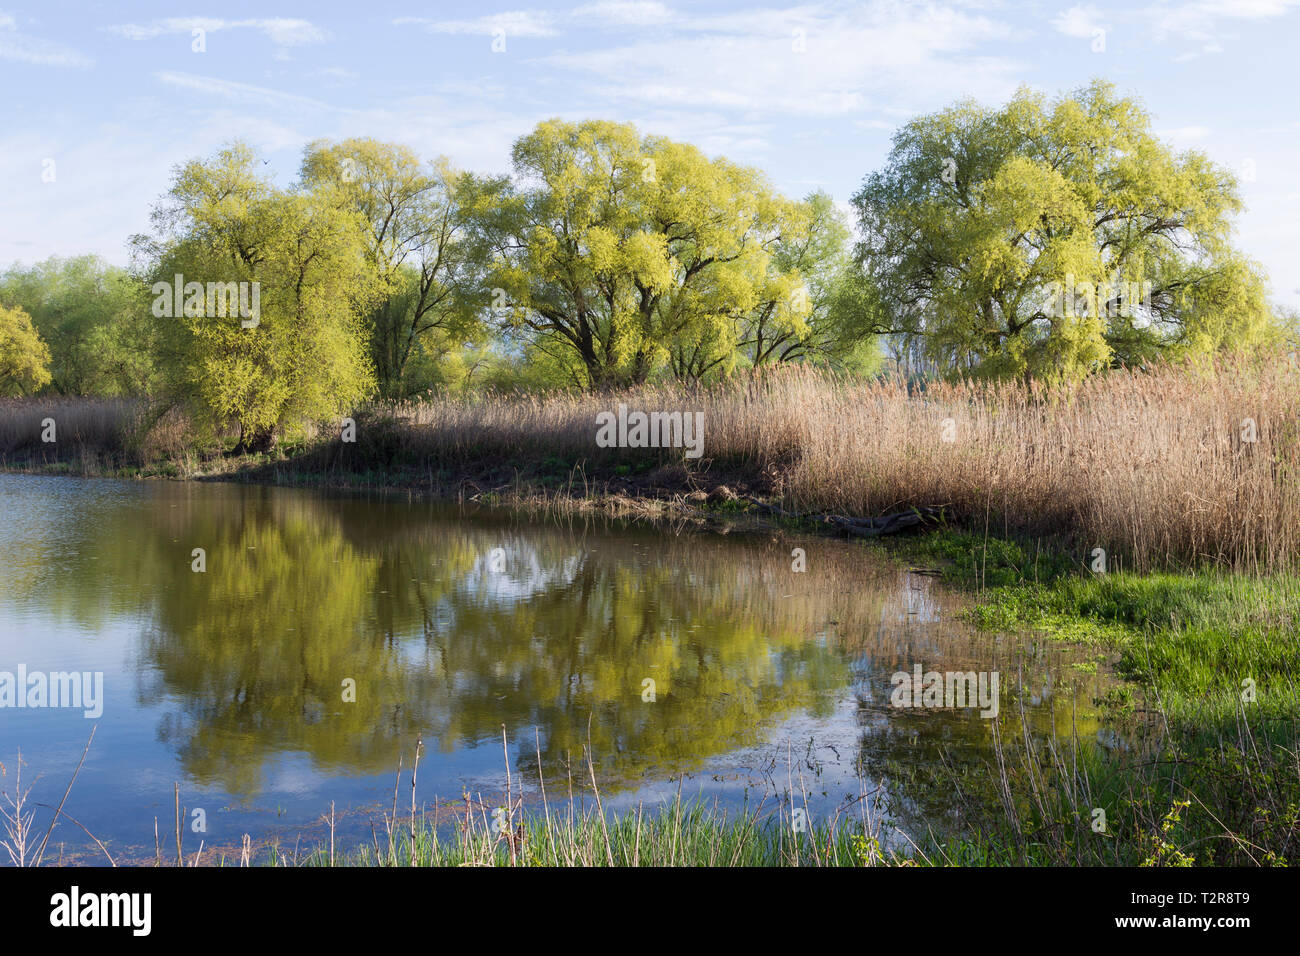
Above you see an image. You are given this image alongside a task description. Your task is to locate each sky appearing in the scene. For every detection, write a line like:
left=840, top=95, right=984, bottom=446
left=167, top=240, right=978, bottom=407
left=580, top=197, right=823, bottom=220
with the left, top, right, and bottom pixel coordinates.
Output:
left=1, top=0, right=1297, bottom=308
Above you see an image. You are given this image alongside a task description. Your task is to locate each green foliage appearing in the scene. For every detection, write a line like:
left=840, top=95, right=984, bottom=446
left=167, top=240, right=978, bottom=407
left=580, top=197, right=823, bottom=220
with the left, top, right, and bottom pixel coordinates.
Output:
left=300, top=140, right=485, bottom=398
left=0, top=256, right=155, bottom=395
left=7, top=87, right=1287, bottom=405
left=1139, top=800, right=1197, bottom=867
left=136, top=143, right=377, bottom=450
left=854, top=79, right=1279, bottom=381
left=471, top=337, right=590, bottom=393
left=473, top=119, right=832, bottom=388
left=904, top=529, right=1076, bottom=587
left=0, top=303, right=52, bottom=396
left=735, top=190, right=883, bottom=375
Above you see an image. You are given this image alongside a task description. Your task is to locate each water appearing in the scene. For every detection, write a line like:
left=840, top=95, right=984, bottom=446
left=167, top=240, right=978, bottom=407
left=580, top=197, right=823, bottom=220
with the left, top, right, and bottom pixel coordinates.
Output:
left=0, top=474, right=1108, bottom=863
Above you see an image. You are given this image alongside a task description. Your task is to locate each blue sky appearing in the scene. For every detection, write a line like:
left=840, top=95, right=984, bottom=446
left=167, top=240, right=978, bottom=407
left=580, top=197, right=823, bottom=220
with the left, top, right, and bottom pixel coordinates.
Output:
left=2, top=0, right=1297, bottom=307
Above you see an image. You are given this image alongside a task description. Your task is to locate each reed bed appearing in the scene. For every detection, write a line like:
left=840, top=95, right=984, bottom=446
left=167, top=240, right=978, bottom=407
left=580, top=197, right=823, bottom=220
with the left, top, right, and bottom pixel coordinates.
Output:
left=366, top=353, right=1300, bottom=572
left=0, top=396, right=137, bottom=456
left=796, top=355, right=1300, bottom=572
left=0, top=396, right=199, bottom=474
left=3, top=353, right=1298, bottom=571
left=375, top=371, right=814, bottom=470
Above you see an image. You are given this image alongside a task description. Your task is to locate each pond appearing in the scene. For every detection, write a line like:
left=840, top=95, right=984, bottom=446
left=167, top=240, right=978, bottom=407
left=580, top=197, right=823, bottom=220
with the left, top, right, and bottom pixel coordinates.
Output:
left=0, top=474, right=1109, bottom=863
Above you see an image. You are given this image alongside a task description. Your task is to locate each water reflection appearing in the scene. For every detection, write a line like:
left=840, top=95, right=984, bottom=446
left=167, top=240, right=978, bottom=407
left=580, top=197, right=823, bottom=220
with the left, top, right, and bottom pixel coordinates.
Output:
left=0, top=476, right=1109, bottom=856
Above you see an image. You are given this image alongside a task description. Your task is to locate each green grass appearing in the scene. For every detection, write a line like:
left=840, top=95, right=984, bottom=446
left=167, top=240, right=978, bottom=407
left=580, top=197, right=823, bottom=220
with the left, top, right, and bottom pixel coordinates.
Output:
left=854, top=527, right=1300, bottom=866
left=885, top=529, right=1300, bottom=726
left=287, top=802, right=887, bottom=868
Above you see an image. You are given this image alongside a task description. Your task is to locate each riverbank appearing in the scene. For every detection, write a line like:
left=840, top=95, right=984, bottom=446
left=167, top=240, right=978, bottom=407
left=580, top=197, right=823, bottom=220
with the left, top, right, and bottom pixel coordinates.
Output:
left=6, top=355, right=1300, bottom=570
left=880, top=529, right=1300, bottom=866
left=3, top=360, right=1299, bottom=865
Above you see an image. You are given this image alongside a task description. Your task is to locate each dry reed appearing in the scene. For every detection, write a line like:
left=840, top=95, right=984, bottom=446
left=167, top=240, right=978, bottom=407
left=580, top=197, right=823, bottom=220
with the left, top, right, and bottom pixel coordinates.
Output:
left=3, top=353, right=1296, bottom=571
left=360, top=353, right=1300, bottom=571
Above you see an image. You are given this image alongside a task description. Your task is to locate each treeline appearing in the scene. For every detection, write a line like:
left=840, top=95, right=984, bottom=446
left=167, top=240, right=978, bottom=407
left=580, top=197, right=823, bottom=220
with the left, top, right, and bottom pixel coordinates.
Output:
left=0, top=79, right=1290, bottom=451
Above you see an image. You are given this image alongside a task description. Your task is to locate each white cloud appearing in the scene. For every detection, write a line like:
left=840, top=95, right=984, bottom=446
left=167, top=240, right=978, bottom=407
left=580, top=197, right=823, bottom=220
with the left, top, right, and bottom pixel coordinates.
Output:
left=0, top=12, right=93, bottom=67
left=571, top=1, right=676, bottom=27
left=1142, top=0, right=1300, bottom=43
left=313, top=66, right=359, bottom=81
left=396, top=11, right=560, bottom=37
left=0, top=125, right=187, bottom=266
left=1051, top=4, right=1107, bottom=38
left=1158, top=124, right=1212, bottom=144
left=109, top=18, right=327, bottom=46
left=395, top=3, right=678, bottom=38
left=155, top=72, right=336, bottom=112
left=535, top=1, right=1022, bottom=119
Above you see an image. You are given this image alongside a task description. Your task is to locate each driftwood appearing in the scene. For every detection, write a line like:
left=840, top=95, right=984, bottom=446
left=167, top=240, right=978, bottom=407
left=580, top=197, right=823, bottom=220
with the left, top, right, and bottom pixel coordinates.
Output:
left=741, top=496, right=949, bottom=538
left=820, top=508, right=947, bottom=537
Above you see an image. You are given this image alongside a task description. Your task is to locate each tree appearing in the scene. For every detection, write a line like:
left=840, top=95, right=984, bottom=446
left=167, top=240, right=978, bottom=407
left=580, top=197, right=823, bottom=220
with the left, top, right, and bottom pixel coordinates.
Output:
left=0, top=256, right=155, bottom=395
left=474, top=119, right=808, bottom=389
left=136, top=143, right=377, bottom=451
left=852, top=80, right=1279, bottom=381
left=300, top=140, right=483, bottom=398
left=735, top=191, right=883, bottom=374
left=0, top=303, right=52, bottom=396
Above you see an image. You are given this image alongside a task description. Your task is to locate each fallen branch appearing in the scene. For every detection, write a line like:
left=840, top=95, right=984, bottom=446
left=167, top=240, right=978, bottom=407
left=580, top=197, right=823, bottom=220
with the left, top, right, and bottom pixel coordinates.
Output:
left=742, top=496, right=950, bottom=537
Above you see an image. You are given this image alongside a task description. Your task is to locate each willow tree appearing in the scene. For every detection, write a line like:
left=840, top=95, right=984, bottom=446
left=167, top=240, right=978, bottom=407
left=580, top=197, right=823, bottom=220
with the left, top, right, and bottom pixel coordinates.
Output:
left=474, top=119, right=808, bottom=389
left=736, top=191, right=883, bottom=374
left=853, top=80, right=1278, bottom=381
left=300, top=139, right=483, bottom=398
left=0, top=304, right=52, bottom=396
left=136, top=143, right=377, bottom=451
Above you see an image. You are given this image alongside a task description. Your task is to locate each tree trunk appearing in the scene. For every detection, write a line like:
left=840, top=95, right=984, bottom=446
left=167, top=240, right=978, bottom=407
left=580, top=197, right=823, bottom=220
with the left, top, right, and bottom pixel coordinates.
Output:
left=235, top=423, right=276, bottom=454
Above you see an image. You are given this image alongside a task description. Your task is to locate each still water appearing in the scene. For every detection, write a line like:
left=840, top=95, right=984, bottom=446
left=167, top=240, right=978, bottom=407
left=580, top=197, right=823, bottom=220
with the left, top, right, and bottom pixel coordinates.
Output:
left=0, top=474, right=1107, bottom=863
